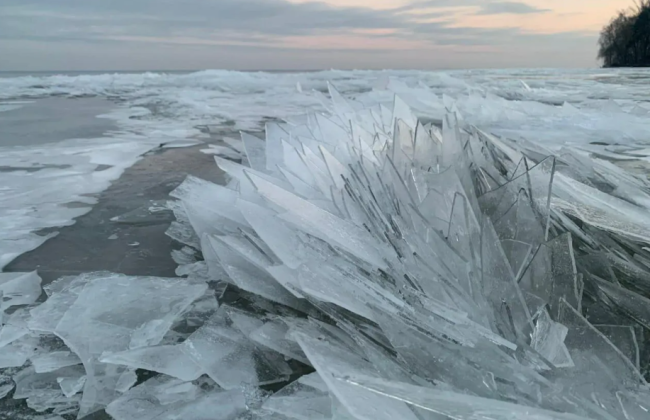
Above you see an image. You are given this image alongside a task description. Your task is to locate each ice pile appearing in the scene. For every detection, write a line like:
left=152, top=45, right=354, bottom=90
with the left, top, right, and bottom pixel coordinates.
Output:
left=2, top=84, right=650, bottom=419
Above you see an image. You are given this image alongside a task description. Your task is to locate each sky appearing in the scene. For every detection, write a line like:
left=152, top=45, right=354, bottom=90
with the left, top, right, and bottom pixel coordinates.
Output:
left=0, top=0, right=634, bottom=71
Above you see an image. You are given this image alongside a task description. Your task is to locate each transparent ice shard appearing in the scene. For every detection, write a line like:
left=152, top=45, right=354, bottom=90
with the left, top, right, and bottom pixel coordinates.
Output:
left=238, top=199, right=304, bottom=270
left=441, top=112, right=464, bottom=167
left=172, top=178, right=246, bottom=243
left=266, top=122, right=289, bottom=173
left=480, top=156, right=555, bottom=241
left=106, top=376, right=193, bottom=420
left=170, top=175, right=249, bottom=228
left=392, top=95, right=418, bottom=134
left=241, top=132, right=267, bottom=172
left=225, top=305, right=266, bottom=336
left=32, top=351, right=82, bottom=373
left=115, top=368, right=137, bottom=394
left=262, top=375, right=331, bottom=420
left=106, top=375, right=248, bottom=420
left=247, top=171, right=389, bottom=269
left=517, top=233, right=581, bottom=318
left=58, top=375, right=86, bottom=398
left=27, top=393, right=80, bottom=415
left=288, top=263, right=377, bottom=321
left=0, top=271, right=42, bottom=311
left=163, top=389, right=248, bottom=420
left=392, top=120, right=415, bottom=180
left=319, top=144, right=348, bottom=190
left=294, top=331, right=420, bottom=420
left=446, top=191, right=481, bottom=268
left=315, top=113, right=348, bottom=150
left=166, top=219, right=201, bottom=249
left=50, top=273, right=206, bottom=417
left=282, top=140, right=320, bottom=191
left=0, top=374, right=13, bottom=399
left=216, top=233, right=275, bottom=271
left=338, top=321, right=414, bottom=382
left=182, top=307, right=292, bottom=389
left=371, top=304, right=543, bottom=402
left=480, top=216, right=532, bottom=342
left=329, top=82, right=361, bottom=116
left=338, top=373, right=594, bottom=420
left=13, top=365, right=86, bottom=408
left=530, top=309, right=574, bottom=368
left=589, top=275, right=650, bottom=331
left=249, top=318, right=311, bottom=365
left=206, top=235, right=307, bottom=310
left=0, top=321, right=29, bottom=348
left=557, top=299, right=647, bottom=398
left=99, top=345, right=203, bottom=381
left=297, top=372, right=328, bottom=392
left=28, top=273, right=92, bottom=333
left=492, top=188, right=543, bottom=274
left=0, top=343, right=29, bottom=368
left=595, top=325, right=641, bottom=371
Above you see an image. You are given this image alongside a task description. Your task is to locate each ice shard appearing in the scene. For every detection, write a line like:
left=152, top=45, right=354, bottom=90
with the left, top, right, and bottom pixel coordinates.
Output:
left=4, top=79, right=650, bottom=420
left=31, top=351, right=82, bottom=374
left=181, top=306, right=292, bottom=389
left=22, top=273, right=207, bottom=417
left=105, top=375, right=248, bottom=420
left=99, top=345, right=204, bottom=382
left=262, top=373, right=331, bottom=420
left=0, top=271, right=42, bottom=311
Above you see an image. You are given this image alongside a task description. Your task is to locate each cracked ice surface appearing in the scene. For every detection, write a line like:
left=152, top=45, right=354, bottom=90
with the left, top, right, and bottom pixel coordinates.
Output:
left=2, top=80, right=650, bottom=419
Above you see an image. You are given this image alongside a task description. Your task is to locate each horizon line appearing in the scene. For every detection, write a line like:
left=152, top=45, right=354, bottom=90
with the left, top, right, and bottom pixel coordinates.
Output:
left=0, top=66, right=607, bottom=74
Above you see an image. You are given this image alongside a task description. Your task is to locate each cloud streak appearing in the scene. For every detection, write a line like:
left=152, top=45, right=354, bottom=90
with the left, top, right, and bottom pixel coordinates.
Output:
left=0, top=0, right=602, bottom=70
left=0, top=0, right=406, bottom=38
left=476, top=2, right=550, bottom=15
left=0, top=0, right=584, bottom=45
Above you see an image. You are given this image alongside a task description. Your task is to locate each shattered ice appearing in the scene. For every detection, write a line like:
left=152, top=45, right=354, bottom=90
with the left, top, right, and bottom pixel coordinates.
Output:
left=2, top=78, right=650, bottom=420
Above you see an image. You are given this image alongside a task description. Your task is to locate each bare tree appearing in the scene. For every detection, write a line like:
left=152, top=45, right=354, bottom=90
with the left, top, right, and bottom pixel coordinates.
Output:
left=598, top=1, right=650, bottom=67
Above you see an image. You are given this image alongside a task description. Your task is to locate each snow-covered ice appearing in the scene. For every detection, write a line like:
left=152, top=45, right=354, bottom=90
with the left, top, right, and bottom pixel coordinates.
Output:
left=1, top=69, right=650, bottom=419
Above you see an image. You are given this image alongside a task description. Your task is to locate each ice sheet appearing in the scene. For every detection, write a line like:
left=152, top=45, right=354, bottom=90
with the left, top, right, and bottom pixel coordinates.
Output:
left=0, top=102, right=206, bottom=270
left=0, top=100, right=32, bottom=113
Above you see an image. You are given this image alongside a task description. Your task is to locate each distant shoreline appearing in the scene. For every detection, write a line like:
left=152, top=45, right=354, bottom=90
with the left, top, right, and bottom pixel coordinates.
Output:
left=603, top=64, right=650, bottom=69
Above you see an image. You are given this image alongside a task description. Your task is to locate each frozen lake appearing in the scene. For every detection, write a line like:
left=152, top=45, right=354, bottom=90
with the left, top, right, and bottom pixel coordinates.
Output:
left=0, top=68, right=650, bottom=419
left=1, top=68, right=650, bottom=274
left=0, top=97, right=116, bottom=147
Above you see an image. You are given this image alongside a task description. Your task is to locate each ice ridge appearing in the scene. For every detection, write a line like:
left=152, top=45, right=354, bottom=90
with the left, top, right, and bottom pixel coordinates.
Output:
left=1, top=83, right=650, bottom=419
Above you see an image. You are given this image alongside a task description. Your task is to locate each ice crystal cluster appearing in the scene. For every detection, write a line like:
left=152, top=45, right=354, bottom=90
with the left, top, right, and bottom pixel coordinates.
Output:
left=2, top=84, right=650, bottom=420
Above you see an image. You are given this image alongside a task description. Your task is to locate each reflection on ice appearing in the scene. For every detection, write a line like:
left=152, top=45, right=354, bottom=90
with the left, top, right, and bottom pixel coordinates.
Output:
left=1, top=75, right=650, bottom=419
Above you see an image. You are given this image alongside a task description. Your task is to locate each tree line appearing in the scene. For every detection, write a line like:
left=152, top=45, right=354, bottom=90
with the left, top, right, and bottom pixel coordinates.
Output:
left=598, top=0, right=650, bottom=67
